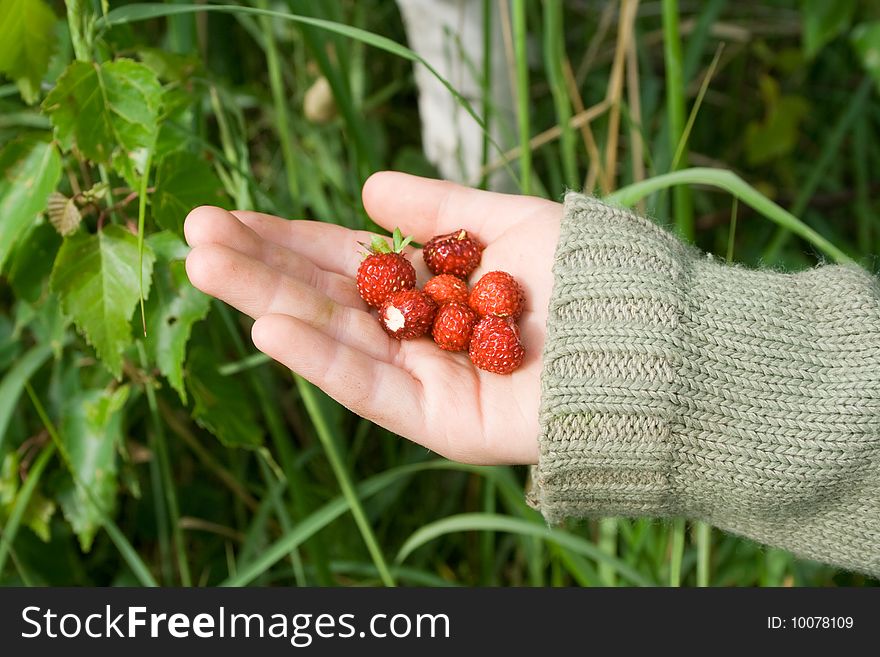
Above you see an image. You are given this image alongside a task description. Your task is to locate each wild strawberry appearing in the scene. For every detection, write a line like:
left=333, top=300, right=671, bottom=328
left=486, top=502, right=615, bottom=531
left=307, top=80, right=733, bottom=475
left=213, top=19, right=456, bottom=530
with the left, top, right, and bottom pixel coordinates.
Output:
left=422, top=229, right=483, bottom=279
left=423, top=274, right=469, bottom=306
left=468, top=316, right=525, bottom=374
left=469, top=271, right=525, bottom=319
left=432, top=302, right=478, bottom=352
left=380, top=289, right=437, bottom=340
left=356, top=228, right=416, bottom=307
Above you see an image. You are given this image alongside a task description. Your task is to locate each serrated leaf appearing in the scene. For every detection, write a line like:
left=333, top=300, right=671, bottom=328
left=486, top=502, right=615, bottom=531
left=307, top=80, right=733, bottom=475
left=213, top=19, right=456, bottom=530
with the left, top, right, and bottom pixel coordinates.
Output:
left=0, top=0, right=57, bottom=104
left=47, top=192, right=82, bottom=236
left=188, top=346, right=263, bottom=449
left=152, top=151, right=227, bottom=235
left=144, top=232, right=211, bottom=403
left=852, top=22, right=880, bottom=91
left=58, top=385, right=129, bottom=552
left=50, top=226, right=155, bottom=378
left=0, top=134, right=61, bottom=271
left=42, top=59, right=162, bottom=165
left=801, top=0, right=856, bottom=59
left=7, top=221, right=61, bottom=303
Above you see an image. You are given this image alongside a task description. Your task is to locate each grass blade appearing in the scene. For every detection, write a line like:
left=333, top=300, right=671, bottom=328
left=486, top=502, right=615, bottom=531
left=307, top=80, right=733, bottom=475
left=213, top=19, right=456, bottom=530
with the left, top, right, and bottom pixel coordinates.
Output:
left=0, top=342, right=57, bottom=454
left=223, top=460, right=487, bottom=587
left=295, top=377, right=396, bottom=587
left=136, top=149, right=152, bottom=337
left=606, top=167, right=851, bottom=263
left=512, top=0, right=531, bottom=193
left=668, top=518, right=685, bottom=586
left=396, top=513, right=655, bottom=587
left=0, top=443, right=55, bottom=575
left=662, top=0, right=694, bottom=240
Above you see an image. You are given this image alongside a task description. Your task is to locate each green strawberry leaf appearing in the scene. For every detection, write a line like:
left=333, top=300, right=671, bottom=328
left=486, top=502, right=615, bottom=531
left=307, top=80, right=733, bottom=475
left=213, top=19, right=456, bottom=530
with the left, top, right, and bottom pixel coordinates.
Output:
left=144, top=232, right=211, bottom=403
left=42, top=59, right=162, bottom=165
left=0, top=134, right=62, bottom=271
left=188, top=346, right=263, bottom=449
left=50, top=226, right=156, bottom=379
left=153, top=152, right=227, bottom=235
left=0, top=0, right=57, bottom=104
left=58, top=385, right=129, bottom=552
left=369, top=235, right=391, bottom=254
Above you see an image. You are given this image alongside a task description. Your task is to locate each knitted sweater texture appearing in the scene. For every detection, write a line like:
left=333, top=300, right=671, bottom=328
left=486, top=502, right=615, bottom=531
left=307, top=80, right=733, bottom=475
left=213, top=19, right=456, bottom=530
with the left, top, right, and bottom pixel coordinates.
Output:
left=529, top=192, right=880, bottom=578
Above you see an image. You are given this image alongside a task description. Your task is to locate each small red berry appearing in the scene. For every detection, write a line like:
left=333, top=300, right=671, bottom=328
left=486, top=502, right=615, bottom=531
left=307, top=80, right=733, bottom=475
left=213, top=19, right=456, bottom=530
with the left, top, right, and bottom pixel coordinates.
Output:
left=468, top=316, right=525, bottom=374
left=380, top=289, right=437, bottom=340
left=423, top=274, right=469, bottom=306
left=422, top=229, right=484, bottom=279
left=469, top=271, right=525, bottom=319
left=432, top=302, right=479, bottom=352
left=356, top=229, right=416, bottom=307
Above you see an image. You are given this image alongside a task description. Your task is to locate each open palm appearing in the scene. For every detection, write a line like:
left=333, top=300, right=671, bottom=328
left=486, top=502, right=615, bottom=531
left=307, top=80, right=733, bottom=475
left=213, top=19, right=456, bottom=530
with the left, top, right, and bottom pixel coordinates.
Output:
left=184, top=172, right=562, bottom=464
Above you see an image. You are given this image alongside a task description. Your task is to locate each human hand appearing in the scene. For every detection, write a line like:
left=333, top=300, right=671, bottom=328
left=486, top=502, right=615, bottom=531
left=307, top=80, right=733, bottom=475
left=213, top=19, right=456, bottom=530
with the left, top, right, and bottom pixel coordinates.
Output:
left=184, top=172, right=561, bottom=464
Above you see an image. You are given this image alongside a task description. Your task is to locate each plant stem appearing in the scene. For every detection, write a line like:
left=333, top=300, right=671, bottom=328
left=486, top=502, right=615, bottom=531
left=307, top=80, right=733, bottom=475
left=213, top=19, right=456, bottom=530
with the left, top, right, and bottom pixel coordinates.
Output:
left=258, top=0, right=302, bottom=216
left=662, top=0, right=694, bottom=240
left=137, top=343, right=192, bottom=586
left=669, top=518, right=686, bottom=586
left=543, top=0, right=578, bottom=190
left=512, top=0, right=531, bottom=194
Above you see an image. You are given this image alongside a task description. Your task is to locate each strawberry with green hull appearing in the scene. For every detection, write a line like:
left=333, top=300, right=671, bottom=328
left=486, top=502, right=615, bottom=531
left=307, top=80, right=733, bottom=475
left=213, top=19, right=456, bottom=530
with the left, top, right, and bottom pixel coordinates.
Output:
left=356, top=228, right=416, bottom=307
left=469, top=270, right=525, bottom=319
left=423, top=274, right=469, bottom=305
left=468, top=316, right=525, bottom=374
left=380, top=289, right=438, bottom=340
left=432, top=301, right=478, bottom=352
left=357, top=228, right=416, bottom=308
left=422, top=229, right=484, bottom=279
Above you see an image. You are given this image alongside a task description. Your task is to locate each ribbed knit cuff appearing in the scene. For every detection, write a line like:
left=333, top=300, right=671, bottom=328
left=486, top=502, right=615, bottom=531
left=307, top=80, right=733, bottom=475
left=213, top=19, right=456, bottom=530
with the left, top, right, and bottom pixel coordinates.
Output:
left=529, top=191, right=879, bottom=583
left=528, top=194, right=694, bottom=522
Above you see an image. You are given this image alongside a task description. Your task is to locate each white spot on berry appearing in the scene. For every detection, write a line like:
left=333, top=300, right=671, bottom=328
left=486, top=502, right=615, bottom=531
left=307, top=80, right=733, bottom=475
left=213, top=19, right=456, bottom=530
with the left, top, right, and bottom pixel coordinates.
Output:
left=384, top=305, right=405, bottom=332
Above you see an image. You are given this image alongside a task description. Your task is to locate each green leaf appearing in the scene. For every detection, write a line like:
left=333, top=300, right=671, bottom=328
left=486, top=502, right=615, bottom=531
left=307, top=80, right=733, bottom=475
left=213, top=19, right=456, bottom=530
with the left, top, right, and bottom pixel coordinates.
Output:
left=852, top=22, right=880, bottom=91
left=0, top=0, right=57, bottom=104
left=144, top=232, right=211, bottom=403
left=50, top=226, right=156, bottom=379
left=801, top=0, right=856, bottom=59
left=7, top=222, right=61, bottom=303
left=188, top=346, right=263, bottom=449
left=0, top=134, right=61, bottom=271
left=153, top=152, right=226, bottom=235
left=58, top=386, right=129, bottom=552
left=42, top=59, right=162, bottom=166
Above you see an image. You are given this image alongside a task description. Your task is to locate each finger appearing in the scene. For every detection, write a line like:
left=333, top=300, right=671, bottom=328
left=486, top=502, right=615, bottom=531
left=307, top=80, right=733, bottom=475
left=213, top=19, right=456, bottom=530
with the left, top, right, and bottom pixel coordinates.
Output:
left=186, top=243, right=394, bottom=361
left=361, top=171, right=557, bottom=243
left=252, top=314, right=427, bottom=440
left=229, top=212, right=377, bottom=278
left=184, top=206, right=362, bottom=308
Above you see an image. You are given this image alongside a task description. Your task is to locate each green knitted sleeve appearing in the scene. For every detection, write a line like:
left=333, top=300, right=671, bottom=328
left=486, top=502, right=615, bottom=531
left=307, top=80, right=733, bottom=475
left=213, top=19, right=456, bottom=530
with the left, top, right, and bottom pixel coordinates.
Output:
left=529, top=192, right=880, bottom=578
